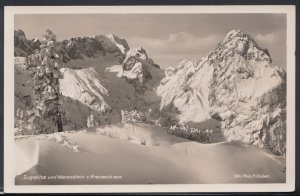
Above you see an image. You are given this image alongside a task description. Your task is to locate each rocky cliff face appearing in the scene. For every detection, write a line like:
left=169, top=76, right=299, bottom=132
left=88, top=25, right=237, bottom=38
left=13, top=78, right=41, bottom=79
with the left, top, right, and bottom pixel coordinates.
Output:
left=105, top=34, right=130, bottom=54
left=95, top=34, right=129, bottom=63
left=122, top=47, right=153, bottom=88
left=157, top=29, right=286, bottom=155
left=122, top=47, right=163, bottom=90
left=14, top=30, right=41, bottom=57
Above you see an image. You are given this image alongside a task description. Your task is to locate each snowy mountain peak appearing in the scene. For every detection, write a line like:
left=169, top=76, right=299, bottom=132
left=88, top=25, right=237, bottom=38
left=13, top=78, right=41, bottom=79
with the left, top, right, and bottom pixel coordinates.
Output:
left=121, top=46, right=164, bottom=92
left=225, top=29, right=245, bottom=38
left=124, top=47, right=148, bottom=61
left=122, top=47, right=153, bottom=88
left=157, top=29, right=286, bottom=156
left=215, top=29, right=272, bottom=64
left=223, top=29, right=255, bottom=45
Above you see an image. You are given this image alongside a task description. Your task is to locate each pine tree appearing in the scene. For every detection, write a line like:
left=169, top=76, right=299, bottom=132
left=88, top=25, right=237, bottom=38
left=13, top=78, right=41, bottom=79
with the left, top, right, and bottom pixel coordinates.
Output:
left=90, top=114, right=95, bottom=127
left=16, top=108, right=21, bottom=118
left=26, top=29, right=64, bottom=134
left=87, top=113, right=98, bottom=128
left=87, top=115, right=91, bottom=128
left=86, top=114, right=99, bottom=128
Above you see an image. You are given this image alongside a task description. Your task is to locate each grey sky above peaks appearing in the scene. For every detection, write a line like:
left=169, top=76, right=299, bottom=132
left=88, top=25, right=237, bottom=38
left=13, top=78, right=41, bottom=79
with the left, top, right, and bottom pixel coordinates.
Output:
left=15, top=14, right=286, bottom=69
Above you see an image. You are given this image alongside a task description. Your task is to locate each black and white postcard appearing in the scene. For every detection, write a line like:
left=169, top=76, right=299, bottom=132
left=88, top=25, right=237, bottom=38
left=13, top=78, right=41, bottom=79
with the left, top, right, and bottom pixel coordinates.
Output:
left=4, top=5, right=295, bottom=193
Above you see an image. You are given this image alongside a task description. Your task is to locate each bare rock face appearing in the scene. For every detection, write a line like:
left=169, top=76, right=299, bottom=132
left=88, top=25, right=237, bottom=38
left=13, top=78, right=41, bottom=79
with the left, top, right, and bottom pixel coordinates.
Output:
left=105, top=34, right=130, bottom=54
left=122, top=47, right=154, bottom=88
left=14, top=30, right=41, bottom=57
left=95, top=34, right=130, bottom=63
left=157, top=29, right=286, bottom=156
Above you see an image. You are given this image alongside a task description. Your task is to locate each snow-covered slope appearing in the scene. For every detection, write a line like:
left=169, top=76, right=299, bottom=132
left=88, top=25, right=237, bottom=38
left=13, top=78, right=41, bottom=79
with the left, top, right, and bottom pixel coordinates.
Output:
left=15, top=124, right=286, bottom=184
left=14, top=57, right=103, bottom=133
left=60, top=67, right=111, bottom=113
left=157, top=29, right=286, bottom=155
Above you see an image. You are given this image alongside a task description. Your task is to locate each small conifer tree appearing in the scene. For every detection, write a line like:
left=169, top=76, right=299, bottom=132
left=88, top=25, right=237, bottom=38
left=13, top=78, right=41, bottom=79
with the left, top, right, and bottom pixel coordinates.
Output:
left=26, top=29, right=64, bottom=133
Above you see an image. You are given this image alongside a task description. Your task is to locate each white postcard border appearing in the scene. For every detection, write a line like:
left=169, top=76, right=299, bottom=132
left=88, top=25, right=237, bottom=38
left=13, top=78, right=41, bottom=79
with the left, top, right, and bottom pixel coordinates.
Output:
left=4, top=5, right=296, bottom=193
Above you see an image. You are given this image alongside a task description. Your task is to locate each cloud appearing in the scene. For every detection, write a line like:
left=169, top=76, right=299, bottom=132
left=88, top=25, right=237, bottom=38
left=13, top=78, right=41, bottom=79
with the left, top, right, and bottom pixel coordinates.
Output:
left=127, top=32, right=222, bottom=68
left=254, top=32, right=277, bottom=45
left=128, top=32, right=221, bottom=55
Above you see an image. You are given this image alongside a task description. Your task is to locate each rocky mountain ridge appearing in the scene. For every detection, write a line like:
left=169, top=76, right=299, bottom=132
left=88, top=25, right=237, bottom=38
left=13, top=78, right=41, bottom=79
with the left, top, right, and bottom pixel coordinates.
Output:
left=14, top=30, right=130, bottom=63
left=157, top=29, right=286, bottom=155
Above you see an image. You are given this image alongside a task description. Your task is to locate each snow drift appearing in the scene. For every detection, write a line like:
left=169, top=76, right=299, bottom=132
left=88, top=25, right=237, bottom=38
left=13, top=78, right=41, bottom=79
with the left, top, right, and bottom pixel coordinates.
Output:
left=15, top=123, right=285, bottom=185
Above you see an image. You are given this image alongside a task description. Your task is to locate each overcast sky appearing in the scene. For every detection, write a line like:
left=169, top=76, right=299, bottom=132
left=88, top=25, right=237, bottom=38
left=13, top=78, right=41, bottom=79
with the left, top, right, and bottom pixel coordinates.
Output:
left=15, top=14, right=286, bottom=69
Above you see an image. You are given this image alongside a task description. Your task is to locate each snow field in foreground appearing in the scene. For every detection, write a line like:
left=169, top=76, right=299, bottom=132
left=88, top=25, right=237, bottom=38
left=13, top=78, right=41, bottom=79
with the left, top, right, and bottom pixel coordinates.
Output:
left=15, top=123, right=286, bottom=185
